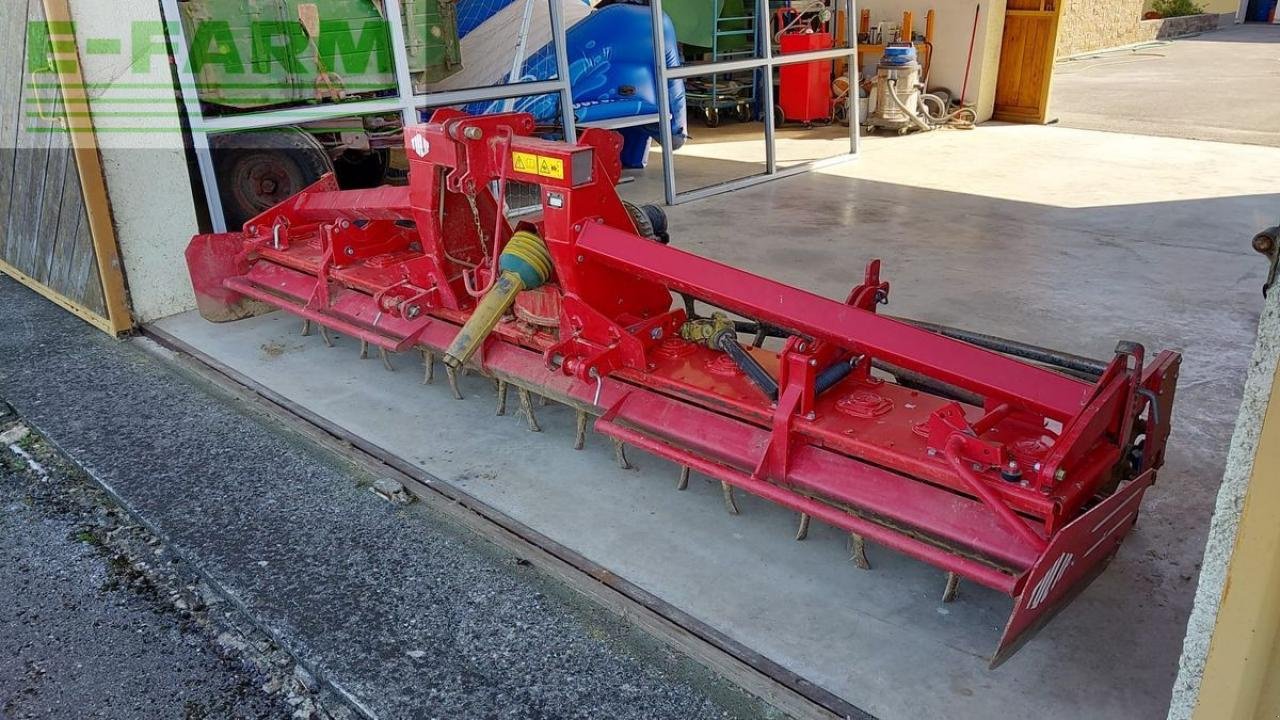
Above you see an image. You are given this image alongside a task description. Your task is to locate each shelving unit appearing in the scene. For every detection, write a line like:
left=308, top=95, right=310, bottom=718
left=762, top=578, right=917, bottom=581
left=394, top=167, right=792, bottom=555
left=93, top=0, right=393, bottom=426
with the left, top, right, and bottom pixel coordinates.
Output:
left=846, top=9, right=935, bottom=81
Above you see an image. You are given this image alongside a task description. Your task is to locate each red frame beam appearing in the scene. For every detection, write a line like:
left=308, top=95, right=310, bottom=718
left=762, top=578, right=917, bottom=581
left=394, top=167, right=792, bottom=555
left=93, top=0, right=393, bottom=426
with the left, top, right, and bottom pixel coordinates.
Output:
left=576, top=223, right=1092, bottom=421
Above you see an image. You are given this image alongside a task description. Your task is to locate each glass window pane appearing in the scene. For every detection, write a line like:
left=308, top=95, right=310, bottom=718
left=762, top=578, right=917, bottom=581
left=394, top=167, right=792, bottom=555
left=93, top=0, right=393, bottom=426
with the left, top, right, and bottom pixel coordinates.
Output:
left=669, top=0, right=766, bottom=66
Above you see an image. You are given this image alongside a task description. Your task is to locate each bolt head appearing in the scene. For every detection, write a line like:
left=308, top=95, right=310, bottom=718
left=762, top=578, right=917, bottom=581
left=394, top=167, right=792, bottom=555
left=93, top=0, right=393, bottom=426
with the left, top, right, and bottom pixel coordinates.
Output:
left=463, top=126, right=483, bottom=139
left=1053, top=468, right=1067, bottom=483
left=344, top=247, right=355, bottom=256
left=406, top=305, right=421, bottom=319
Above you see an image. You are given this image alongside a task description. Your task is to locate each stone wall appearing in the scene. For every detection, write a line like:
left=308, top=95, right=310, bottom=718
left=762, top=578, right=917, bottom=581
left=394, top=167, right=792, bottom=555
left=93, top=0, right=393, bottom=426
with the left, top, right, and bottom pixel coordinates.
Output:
left=1056, top=0, right=1230, bottom=58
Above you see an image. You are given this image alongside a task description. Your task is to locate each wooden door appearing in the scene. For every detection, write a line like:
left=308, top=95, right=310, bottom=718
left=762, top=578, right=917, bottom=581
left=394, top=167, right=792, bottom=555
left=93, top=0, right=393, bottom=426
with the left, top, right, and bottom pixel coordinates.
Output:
left=993, top=0, right=1063, bottom=124
left=0, top=0, right=131, bottom=334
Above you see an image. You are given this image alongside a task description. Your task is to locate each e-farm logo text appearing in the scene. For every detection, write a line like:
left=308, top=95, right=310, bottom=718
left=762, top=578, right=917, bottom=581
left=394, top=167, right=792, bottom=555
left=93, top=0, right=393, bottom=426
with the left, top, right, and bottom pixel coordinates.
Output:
left=25, top=19, right=402, bottom=133
left=29, top=20, right=399, bottom=77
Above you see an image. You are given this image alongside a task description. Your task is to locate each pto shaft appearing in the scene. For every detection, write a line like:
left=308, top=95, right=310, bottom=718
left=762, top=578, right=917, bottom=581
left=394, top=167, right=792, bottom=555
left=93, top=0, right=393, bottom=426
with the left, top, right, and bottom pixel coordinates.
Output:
left=443, top=231, right=552, bottom=369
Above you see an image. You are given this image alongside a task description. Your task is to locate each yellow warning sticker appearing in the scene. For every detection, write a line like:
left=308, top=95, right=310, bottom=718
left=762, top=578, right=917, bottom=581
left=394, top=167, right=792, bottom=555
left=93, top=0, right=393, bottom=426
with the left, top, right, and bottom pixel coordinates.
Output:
left=512, top=151, right=539, bottom=175
left=511, top=151, right=565, bottom=180
left=536, top=156, right=564, bottom=180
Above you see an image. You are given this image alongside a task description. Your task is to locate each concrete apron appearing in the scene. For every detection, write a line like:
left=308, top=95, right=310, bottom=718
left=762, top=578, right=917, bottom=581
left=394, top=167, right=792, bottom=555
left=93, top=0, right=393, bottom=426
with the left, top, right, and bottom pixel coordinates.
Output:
left=152, top=308, right=1162, bottom=719
left=153, top=125, right=1278, bottom=719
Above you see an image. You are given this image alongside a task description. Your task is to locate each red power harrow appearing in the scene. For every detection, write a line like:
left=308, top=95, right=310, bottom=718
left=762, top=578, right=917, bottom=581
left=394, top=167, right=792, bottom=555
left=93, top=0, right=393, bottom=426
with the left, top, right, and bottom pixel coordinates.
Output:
left=186, top=110, right=1180, bottom=666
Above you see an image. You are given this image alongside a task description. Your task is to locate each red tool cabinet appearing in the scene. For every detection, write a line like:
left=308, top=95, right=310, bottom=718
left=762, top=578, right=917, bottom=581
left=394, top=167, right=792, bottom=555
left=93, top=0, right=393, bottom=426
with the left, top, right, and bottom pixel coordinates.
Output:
left=778, top=32, right=833, bottom=124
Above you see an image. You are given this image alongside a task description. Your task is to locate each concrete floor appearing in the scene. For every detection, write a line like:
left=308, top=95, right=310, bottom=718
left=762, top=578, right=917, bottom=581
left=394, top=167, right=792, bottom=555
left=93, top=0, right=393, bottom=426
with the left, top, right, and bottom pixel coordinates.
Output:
left=156, top=123, right=1279, bottom=719
left=646, top=122, right=856, bottom=196
left=1051, top=23, right=1280, bottom=147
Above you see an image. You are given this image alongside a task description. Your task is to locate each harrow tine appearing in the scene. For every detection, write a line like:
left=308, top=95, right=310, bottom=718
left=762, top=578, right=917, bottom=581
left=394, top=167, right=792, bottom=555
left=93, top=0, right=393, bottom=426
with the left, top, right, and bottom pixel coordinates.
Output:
left=613, top=439, right=633, bottom=470
left=849, top=533, right=871, bottom=570
left=445, top=365, right=464, bottom=400
left=795, top=512, right=811, bottom=541
left=360, top=339, right=370, bottom=360
left=676, top=465, right=690, bottom=491
left=721, top=482, right=740, bottom=515
left=574, top=410, right=588, bottom=450
left=421, top=350, right=435, bottom=385
left=319, top=326, right=334, bottom=347
left=496, top=380, right=509, bottom=416
left=379, top=347, right=395, bottom=372
left=538, top=393, right=549, bottom=407
left=942, top=572, right=960, bottom=603
left=517, top=387, right=542, bottom=432
left=300, top=318, right=312, bottom=337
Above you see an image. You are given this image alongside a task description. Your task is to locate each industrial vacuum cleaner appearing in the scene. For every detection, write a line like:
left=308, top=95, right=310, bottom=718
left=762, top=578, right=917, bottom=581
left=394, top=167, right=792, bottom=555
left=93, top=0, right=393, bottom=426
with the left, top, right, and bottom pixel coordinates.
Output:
left=185, top=111, right=1181, bottom=667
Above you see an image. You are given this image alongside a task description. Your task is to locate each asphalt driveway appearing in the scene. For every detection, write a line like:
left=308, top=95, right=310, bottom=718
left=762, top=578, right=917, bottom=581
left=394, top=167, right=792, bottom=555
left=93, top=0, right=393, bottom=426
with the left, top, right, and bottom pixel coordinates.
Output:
left=1051, top=23, right=1280, bottom=147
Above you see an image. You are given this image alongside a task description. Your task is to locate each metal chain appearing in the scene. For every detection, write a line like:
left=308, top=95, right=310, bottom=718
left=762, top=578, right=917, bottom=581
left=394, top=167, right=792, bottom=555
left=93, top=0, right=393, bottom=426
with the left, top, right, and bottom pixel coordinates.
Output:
left=465, top=191, right=490, bottom=262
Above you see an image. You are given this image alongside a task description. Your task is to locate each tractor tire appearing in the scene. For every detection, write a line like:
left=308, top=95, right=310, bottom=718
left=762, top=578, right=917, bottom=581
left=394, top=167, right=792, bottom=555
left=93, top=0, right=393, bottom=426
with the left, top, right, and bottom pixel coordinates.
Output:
left=210, top=126, right=334, bottom=229
left=624, top=201, right=670, bottom=244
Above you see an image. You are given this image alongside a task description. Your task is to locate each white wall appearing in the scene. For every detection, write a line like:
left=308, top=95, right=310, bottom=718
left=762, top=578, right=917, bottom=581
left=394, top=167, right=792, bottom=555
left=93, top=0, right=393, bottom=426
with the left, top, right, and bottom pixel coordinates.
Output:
left=66, top=0, right=200, bottom=322
left=855, top=0, right=1006, bottom=122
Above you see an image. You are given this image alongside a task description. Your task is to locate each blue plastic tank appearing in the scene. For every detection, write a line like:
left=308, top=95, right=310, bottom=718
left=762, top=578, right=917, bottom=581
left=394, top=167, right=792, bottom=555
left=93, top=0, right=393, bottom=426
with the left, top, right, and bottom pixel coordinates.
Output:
left=880, top=44, right=918, bottom=66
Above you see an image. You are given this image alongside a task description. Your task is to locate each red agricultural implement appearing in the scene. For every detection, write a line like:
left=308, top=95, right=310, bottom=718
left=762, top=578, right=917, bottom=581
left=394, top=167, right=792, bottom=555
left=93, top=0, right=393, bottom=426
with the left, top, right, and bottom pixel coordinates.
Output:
left=186, top=110, right=1181, bottom=666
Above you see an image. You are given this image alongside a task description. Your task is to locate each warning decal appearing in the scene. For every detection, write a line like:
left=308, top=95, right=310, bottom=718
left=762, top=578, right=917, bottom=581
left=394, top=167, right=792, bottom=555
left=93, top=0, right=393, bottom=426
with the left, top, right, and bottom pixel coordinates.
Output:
left=536, top=156, right=564, bottom=180
left=512, top=151, right=565, bottom=180
left=512, top=151, right=538, bottom=175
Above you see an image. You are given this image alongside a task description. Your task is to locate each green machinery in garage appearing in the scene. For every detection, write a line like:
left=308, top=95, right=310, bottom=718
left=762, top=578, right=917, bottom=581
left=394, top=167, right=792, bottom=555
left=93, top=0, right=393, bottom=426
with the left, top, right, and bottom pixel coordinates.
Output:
left=177, top=0, right=461, bottom=109
left=175, top=0, right=462, bottom=225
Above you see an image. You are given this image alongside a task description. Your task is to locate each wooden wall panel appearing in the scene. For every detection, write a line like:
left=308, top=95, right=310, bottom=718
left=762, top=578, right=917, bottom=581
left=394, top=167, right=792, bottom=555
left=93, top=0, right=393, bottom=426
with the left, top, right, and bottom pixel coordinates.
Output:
left=0, top=0, right=129, bottom=332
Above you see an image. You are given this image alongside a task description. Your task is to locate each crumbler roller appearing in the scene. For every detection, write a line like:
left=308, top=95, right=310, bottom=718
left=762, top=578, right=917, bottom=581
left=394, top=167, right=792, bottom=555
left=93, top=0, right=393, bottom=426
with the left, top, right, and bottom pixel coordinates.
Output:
left=186, top=110, right=1181, bottom=666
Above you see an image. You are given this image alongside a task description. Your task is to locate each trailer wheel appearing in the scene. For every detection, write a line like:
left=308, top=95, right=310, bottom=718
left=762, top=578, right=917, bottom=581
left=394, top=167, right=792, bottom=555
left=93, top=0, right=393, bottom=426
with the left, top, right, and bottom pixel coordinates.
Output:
left=210, top=126, right=334, bottom=228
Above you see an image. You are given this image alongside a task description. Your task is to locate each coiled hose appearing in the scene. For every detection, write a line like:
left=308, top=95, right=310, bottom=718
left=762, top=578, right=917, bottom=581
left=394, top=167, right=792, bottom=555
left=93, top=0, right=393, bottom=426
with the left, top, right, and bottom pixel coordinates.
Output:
left=887, top=80, right=976, bottom=132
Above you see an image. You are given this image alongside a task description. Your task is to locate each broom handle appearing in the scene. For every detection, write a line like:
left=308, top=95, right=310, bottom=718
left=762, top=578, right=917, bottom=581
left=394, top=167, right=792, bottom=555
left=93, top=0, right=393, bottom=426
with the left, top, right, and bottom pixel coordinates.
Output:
left=960, top=4, right=980, bottom=105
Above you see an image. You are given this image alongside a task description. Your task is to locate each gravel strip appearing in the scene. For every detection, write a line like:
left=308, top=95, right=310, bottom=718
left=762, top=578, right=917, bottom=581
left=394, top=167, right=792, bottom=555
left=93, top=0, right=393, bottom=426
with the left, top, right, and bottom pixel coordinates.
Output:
left=0, top=411, right=322, bottom=719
